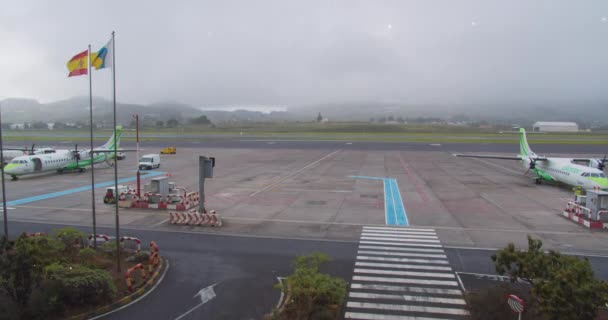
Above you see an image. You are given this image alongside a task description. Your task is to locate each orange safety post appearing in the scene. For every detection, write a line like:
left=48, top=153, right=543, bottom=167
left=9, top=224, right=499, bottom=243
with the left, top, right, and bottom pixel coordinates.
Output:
left=125, top=263, right=146, bottom=292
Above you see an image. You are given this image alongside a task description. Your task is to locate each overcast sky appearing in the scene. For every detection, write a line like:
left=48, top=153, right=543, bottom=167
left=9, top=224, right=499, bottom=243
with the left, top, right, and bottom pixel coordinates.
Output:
left=2, top=0, right=608, bottom=109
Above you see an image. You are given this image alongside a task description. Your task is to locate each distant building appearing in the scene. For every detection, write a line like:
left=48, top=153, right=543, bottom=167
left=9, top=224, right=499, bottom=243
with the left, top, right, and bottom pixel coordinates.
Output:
left=532, top=121, right=578, bottom=132
left=10, top=123, right=25, bottom=130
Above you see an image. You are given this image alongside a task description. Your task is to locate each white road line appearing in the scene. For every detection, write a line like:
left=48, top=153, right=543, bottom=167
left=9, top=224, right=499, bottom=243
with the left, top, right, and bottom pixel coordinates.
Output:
left=358, top=250, right=447, bottom=259
left=353, top=275, right=459, bottom=287
left=346, top=301, right=469, bottom=316
left=354, top=268, right=455, bottom=279
left=361, top=237, right=440, bottom=243
left=348, top=292, right=466, bottom=305
left=360, top=229, right=437, bottom=236
left=345, top=311, right=453, bottom=320
left=249, top=149, right=341, bottom=197
left=355, top=262, right=452, bottom=272
left=363, top=226, right=435, bottom=232
left=357, top=255, right=450, bottom=265
left=361, top=232, right=438, bottom=239
left=151, top=218, right=169, bottom=227
left=359, top=241, right=442, bottom=248
left=358, top=245, right=445, bottom=253
left=350, top=283, right=463, bottom=296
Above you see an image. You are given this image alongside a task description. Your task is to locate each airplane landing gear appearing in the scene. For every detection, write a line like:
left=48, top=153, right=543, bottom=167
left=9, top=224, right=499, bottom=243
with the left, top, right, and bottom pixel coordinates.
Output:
left=78, top=168, right=85, bottom=173
left=10, top=175, right=18, bottom=181
left=535, top=178, right=542, bottom=185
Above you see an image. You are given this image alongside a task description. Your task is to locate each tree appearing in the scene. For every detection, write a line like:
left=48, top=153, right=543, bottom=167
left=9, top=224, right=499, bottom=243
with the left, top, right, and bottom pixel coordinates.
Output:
left=274, top=252, right=347, bottom=320
left=189, top=115, right=211, bottom=125
left=316, top=112, right=323, bottom=122
left=0, top=234, right=61, bottom=312
left=492, top=236, right=608, bottom=320
left=156, top=120, right=164, bottom=127
left=166, top=118, right=179, bottom=128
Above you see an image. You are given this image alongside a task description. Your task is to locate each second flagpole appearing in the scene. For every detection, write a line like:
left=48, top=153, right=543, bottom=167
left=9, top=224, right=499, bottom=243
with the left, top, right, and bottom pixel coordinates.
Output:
left=88, top=44, right=97, bottom=248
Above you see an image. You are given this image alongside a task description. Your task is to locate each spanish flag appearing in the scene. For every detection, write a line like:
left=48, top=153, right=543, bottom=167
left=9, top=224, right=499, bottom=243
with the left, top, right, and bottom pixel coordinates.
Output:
left=66, top=50, right=89, bottom=77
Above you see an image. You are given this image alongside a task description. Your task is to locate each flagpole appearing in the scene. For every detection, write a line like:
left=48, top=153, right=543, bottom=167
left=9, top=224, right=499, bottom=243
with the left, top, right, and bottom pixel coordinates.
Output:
left=88, top=44, right=98, bottom=248
left=0, top=103, right=8, bottom=238
left=111, top=31, right=121, bottom=273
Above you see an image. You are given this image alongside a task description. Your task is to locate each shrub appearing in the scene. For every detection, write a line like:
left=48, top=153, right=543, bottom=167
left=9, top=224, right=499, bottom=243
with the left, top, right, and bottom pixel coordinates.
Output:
left=78, top=247, right=96, bottom=264
left=126, top=251, right=150, bottom=263
left=53, top=228, right=86, bottom=259
left=275, top=252, right=347, bottom=320
left=45, top=264, right=117, bottom=306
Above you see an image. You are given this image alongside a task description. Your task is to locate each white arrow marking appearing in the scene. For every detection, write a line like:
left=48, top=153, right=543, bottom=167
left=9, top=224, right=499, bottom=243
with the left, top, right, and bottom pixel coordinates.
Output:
left=174, top=283, right=218, bottom=320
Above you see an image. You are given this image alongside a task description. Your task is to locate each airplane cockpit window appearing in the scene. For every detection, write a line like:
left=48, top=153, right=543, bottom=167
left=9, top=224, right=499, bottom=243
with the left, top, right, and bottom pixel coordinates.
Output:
left=582, top=172, right=589, bottom=176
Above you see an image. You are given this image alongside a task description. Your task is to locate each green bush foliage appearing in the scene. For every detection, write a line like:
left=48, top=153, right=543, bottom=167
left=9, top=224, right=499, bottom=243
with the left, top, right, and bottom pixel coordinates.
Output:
left=45, top=264, right=117, bottom=306
left=275, top=252, right=347, bottom=320
left=126, top=251, right=150, bottom=263
left=492, top=236, right=608, bottom=320
left=53, top=228, right=85, bottom=259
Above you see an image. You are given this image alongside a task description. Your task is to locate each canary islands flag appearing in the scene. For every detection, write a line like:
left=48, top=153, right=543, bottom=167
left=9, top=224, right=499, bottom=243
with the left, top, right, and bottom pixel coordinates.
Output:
left=66, top=50, right=89, bottom=77
left=92, top=38, right=113, bottom=70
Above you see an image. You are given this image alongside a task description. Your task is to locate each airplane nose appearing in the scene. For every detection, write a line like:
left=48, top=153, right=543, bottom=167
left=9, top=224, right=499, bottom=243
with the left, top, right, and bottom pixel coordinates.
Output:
left=3, top=163, right=18, bottom=173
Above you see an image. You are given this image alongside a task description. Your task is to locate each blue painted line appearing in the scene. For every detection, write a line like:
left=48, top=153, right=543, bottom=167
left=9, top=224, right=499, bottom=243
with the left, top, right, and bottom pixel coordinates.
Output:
left=6, top=171, right=166, bottom=206
left=351, top=175, right=409, bottom=226
left=390, top=179, right=408, bottom=226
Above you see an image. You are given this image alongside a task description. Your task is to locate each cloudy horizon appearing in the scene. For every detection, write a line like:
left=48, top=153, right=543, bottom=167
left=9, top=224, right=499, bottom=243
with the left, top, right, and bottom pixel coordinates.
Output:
left=3, top=1, right=608, bottom=109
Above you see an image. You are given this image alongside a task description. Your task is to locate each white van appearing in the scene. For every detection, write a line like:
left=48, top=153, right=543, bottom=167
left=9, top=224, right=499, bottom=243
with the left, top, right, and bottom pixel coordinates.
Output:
left=139, top=154, right=161, bottom=170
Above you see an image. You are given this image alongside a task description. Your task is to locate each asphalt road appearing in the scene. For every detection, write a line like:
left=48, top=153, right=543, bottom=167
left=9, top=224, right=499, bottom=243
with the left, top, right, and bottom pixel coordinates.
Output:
left=6, top=221, right=358, bottom=320
left=13, top=137, right=608, bottom=154
left=6, top=221, right=608, bottom=319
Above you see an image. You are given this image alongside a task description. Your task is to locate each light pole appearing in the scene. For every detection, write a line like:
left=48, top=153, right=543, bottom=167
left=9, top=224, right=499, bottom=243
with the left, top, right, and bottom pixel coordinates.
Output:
left=0, top=103, right=8, bottom=238
left=132, top=114, right=140, bottom=197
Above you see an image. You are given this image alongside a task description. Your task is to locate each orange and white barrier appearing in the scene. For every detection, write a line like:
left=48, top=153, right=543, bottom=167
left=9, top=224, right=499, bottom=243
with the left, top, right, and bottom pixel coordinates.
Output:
left=120, top=236, right=142, bottom=253
left=169, top=209, right=222, bottom=227
left=562, top=202, right=607, bottom=229
left=124, top=263, right=147, bottom=292
left=88, top=234, right=110, bottom=246
left=148, top=241, right=160, bottom=275
left=26, top=232, right=46, bottom=237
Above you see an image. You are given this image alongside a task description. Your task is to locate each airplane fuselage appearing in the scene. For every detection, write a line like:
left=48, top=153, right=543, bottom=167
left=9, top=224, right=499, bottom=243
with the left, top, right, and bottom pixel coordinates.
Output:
left=521, top=157, right=608, bottom=190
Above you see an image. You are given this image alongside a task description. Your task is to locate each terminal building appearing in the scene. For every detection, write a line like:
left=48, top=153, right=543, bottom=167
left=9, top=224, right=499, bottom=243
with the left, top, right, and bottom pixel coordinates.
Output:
left=532, top=121, right=579, bottom=132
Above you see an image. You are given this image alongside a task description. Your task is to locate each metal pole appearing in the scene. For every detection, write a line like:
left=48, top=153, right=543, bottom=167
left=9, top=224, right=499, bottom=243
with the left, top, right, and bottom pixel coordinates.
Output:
left=88, top=44, right=97, bottom=248
left=199, top=156, right=206, bottom=213
left=111, top=31, right=121, bottom=272
left=0, top=104, right=8, bottom=238
left=134, top=114, right=140, bottom=197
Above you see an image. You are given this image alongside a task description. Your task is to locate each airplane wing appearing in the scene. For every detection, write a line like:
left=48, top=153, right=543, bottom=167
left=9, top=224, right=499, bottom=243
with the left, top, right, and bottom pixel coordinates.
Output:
left=453, top=154, right=523, bottom=160
left=453, top=154, right=548, bottom=161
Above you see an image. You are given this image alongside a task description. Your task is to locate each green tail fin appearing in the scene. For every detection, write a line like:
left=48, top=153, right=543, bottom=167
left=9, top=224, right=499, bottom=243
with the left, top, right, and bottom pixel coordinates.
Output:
left=519, top=128, right=534, bottom=157
left=101, top=126, right=122, bottom=150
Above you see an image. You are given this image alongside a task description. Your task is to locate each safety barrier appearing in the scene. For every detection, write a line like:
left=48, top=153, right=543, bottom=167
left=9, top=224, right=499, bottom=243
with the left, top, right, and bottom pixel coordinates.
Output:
left=124, top=263, right=147, bottom=292
left=562, top=202, right=607, bottom=229
left=88, top=234, right=110, bottom=247
left=564, top=202, right=592, bottom=220
left=169, top=209, right=222, bottom=227
left=148, top=241, right=160, bottom=276
left=120, top=236, right=142, bottom=253
left=26, top=232, right=46, bottom=237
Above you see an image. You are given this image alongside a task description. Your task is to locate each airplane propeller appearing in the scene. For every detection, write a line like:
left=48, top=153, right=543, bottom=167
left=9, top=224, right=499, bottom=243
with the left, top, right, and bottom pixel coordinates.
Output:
left=597, top=153, right=607, bottom=171
left=71, top=144, right=81, bottom=169
left=524, top=158, right=537, bottom=175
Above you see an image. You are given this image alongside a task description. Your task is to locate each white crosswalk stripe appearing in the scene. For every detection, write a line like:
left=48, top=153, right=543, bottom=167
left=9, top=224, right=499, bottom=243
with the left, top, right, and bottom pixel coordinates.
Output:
left=345, top=227, right=469, bottom=319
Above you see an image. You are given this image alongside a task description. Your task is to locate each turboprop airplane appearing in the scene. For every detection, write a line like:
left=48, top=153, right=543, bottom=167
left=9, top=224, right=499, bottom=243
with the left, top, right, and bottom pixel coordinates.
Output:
left=4, top=126, right=125, bottom=180
left=454, top=128, right=608, bottom=190
left=1, top=145, right=56, bottom=164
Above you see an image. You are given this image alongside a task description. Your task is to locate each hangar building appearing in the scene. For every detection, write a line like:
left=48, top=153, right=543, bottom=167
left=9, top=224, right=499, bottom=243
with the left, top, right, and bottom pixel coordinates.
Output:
left=532, top=121, right=579, bottom=132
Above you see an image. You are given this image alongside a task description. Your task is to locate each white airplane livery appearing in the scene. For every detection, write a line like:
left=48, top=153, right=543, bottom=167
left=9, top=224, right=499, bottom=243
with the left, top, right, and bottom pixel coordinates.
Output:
left=4, top=126, right=123, bottom=180
left=455, top=128, right=608, bottom=190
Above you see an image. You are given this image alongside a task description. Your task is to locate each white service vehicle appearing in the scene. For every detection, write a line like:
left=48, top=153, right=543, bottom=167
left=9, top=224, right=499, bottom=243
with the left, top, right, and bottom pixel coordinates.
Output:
left=139, top=154, right=161, bottom=170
